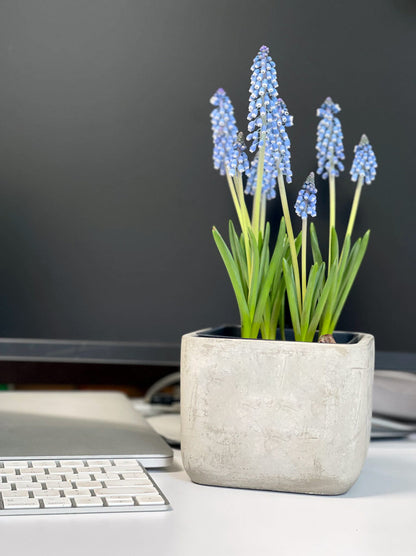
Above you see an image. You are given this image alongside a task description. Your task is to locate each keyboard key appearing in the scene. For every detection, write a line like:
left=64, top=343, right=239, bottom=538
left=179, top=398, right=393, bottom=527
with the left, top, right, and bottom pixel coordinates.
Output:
left=55, top=467, right=74, bottom=474
left=20, top=467, right=45, bottom=475
left=30, top=474, right=49, bottom=482
left=12, top=475, right=33, bottom=482
left=104, top=495, right=134, bottom=506
left=63, top=473, right=92, bottom=481
left=112, top=459, right=140, bottom=467
left=42, top=496, right=72, bottom=508
left=14, top=482, right=43, bottom=490
left=93, top=472, right=120, bottom=481
left=104, top=478, right=151, bottom=487
left=45, top=473, right=68, bottom=481
left=2, top=490, right=30, bottom=498
left=73, top=496, right=103, bottom=508
left=0, top=483, right=11, bottom=491
left=33, top=489, right=61, bottom=498
left=43, top=480, right=73, bottom=489
left=0, top=469, right=16, bottom=477
left=58, top=460, right=85, bottom=467
left=74, top=481, right=102, bottom=489
left=120, top=472, right=147, bottom=480
left=63, top=488, right=92, bottom=497
left=93, top=486, right=155, bottom=497
left=81, top=467, right=102, bottom=473
left=86, top=459, right=111, bottom=467
left=3, top=497, right=40, bottom=509
left=135, top=494, right=165, bottom=505
left=2, top=461, right=28, bottom=468
left=34, top=460, right=57, bottom=468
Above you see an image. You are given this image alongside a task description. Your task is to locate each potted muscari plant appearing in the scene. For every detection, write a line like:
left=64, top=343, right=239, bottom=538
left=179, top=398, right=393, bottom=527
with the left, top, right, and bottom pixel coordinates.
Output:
left=181, top=46, right=377, bottom=495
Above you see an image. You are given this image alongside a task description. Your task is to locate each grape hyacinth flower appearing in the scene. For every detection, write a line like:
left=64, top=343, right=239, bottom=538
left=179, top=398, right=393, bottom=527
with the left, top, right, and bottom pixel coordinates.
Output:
left=228, top=132, right=250, bottom=177
left=247, top=45, right=299, bottom=303
left=210, top=90, right=251, bottom=256
left=247, top=46, right=279, bottom=152
left=350, top=134, right=378, bottom=185
left=294, top=172, right=317, bottom=219
left=247, top=46, right=294, bottom=184
left=295, top=173, right=317, bottom=302
left=245, top=141, right=277, bottom=200
left=316, top=97, right=345, bottom=265
left=316, top=97, right=345, bottom=179
left=346, top=134, right=378, bottom=237
left=210, top=88, right=238, bottom=176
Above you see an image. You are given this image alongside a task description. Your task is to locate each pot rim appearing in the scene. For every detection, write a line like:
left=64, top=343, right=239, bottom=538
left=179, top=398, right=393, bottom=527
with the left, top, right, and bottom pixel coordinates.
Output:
left=183, top=324, right=374, bottom=349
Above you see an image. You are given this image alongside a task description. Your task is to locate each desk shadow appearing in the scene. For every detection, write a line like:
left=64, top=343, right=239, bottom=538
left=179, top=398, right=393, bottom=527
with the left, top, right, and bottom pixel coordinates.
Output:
left=342, top=453, right=416, bottom=498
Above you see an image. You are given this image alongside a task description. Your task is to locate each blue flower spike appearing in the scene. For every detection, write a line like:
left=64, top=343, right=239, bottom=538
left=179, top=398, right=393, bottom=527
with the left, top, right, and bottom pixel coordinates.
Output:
left=295, top=172, right=317, bottom=219
left=350, top=134, right=378, bottom=185
left=316, top=97, right=345, bottom=179
left=346, top=134, right=377, bottom=237
left=228, top=132, right=250, bottom=177
left=245, top=142, right=277, bottom=200
left=247, top=45, right=279, bottom=151
left=210, top=88, right=238, bottom=176
left=295, top=173, right=317, bottom=304
left=316, top=97, right=345, bottom=265
left=246, top=46, right=294, bottom=185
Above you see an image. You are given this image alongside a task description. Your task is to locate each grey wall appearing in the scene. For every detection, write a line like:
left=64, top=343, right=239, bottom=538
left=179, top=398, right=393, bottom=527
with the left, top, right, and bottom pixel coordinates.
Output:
left=0, top=0, right=414, bottom=351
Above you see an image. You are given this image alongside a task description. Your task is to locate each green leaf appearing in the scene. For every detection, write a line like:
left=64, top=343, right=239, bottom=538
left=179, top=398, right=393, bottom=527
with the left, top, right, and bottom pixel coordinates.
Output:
left=329, top=226, right=339, bottom=269
left=330, top=230, right=370, bottom=331
left=310, top=222, right=323, bottom=265
left=258, top=222, right=271, bottom=285
left=282, top=258, right=301, bottom=340
left=250, top=226, right=286, bottom=338
left=305, top=260, right=338, bottom=341
left=311, top=262, right=325, bottom=314
left=336, top=234, right=351, bottom=296
left=228, top=221, right=248, bottom=294
left=319, top=258, right=340, bottom=335
left=212, top=227, right=251, bottom=330
left=247, top=228, right=260, bottom=322
left=270, top=279, right=286, bottom=340
left=339, top=238, right=361, bottom=294
left=270, top=218, right=287, bottom=300
left=300, top=262, right=321, bottom=340
left=294, top=231, right=302, bottom=256
left=279, top=295, right=286, bottom=340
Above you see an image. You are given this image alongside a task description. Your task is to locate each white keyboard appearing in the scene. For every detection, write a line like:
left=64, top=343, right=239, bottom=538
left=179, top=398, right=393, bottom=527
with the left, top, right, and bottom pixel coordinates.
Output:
left=0, top=458, right=170, bottom=515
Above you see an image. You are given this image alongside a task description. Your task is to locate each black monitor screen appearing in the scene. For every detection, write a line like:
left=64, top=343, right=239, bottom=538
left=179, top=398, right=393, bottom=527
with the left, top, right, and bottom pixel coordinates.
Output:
left=0, top=0, right=414, bottom=360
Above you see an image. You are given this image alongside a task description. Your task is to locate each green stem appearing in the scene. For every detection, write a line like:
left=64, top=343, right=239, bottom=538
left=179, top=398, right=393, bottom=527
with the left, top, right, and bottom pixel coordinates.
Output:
left=259, top=192, right=266, bottom=238
left=226, top=170, right=243, bottom=229
left=235, top=172, right=252, bottom=234
left=251, top=126, right=267, bottom=238
left=346, top=176, right=364, bottom=237
left=234, top=171, right=252, bottom=278
left=301, top=217, right=307, bottom=304
left=277, top=170, right=302, bottom=312
left=328, top=171, right=336, bottom=268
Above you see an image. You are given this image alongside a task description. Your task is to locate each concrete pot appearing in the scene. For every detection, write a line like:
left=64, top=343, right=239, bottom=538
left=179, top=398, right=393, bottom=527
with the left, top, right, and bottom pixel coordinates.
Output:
left=180, top=326, right=375, bottom=495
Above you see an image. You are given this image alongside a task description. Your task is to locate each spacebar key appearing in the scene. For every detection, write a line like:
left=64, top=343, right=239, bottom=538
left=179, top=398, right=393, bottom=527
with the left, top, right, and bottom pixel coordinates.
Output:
left=93, top=486, right=155, bottom=496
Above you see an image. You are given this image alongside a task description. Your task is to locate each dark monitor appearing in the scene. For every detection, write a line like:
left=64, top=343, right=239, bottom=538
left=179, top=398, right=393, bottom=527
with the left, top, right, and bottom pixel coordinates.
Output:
left=0, top=1, right=414, bottom=382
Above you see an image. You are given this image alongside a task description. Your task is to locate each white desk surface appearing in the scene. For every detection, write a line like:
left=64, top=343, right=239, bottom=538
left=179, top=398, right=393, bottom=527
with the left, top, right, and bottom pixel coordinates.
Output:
left=1, top=439, right=415, bottom=556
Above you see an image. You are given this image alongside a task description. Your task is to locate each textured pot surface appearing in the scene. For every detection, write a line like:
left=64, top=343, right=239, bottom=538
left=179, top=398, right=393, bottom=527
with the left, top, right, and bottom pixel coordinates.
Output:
left=180, top=328, right=374, bottom=495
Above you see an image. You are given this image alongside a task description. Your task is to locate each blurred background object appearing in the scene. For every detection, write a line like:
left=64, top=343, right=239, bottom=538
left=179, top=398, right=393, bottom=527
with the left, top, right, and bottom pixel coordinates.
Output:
left=0, top=0, right=414, bottom=388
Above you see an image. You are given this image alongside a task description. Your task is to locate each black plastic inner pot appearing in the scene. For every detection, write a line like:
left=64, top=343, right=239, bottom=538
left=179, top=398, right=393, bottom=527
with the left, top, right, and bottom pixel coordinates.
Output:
left=197, top=326, right=359, bottom=344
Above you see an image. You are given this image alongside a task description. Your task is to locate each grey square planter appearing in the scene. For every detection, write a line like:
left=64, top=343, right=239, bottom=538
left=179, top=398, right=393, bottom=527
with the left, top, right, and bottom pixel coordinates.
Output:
left=180, top=326, right=375, bottom=495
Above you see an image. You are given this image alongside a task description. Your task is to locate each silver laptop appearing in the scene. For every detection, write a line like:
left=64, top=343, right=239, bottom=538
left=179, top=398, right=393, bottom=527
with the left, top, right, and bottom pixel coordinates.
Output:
left=0, top=391, right=173, bottom=467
